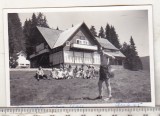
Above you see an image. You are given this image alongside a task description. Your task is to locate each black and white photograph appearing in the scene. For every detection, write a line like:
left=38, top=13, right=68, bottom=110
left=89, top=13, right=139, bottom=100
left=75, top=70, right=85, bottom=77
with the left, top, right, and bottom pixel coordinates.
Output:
left=4, top=6, right=155, bottom=106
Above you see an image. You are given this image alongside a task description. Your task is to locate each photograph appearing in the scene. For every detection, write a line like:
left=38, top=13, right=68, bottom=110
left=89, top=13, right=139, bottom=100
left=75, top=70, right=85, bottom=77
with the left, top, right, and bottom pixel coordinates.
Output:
left=4, top=6, right=155, bottom=106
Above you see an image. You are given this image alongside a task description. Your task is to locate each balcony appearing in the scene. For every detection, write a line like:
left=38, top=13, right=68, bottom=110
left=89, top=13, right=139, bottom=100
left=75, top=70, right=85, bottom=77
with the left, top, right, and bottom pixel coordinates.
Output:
left=71, top=43, right=98, bottom=51
left=30, top=49, right=49, bottom=59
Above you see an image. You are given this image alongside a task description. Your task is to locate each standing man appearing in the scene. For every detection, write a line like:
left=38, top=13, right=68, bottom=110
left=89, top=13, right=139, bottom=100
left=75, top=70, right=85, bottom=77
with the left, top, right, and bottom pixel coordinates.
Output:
left=96, top=56, right=114, bottom=100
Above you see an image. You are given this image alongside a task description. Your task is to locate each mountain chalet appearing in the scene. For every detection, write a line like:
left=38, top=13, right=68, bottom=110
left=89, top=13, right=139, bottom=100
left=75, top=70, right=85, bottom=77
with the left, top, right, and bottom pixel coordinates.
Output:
left=29, top=22, right=125, bottom=68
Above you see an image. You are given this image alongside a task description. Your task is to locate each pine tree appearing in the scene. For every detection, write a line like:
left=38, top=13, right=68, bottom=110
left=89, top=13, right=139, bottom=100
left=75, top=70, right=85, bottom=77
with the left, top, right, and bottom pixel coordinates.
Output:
left=23, top=19, right=32, bottom=57
left=105, top=24, right=121, bottom=49
left=110, top=26, right=121, bottom=49
left=98, top=26, right=105, bottom=38
left=23, top=12, right=50, bottom=58
left=89, top=25, right=97, bottom=37
left=37, top=13, right=49, bottom=28
left=130, top=36, right=137, bottom=56
left=105, top=23, right=111, bottom=41
left=129, top=36, right=143, bottom=70
left=8, top=13, right=25, bottom=57
left=31, top=13, right=37, bottom=27
left=120, top=42, right=132, bottom=69
left=121, top=37, right=143, bottom=70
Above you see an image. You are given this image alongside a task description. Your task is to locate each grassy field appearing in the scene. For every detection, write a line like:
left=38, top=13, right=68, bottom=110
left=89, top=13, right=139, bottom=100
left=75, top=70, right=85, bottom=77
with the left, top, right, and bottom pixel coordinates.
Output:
left=10, top=67, right=151, bottom=106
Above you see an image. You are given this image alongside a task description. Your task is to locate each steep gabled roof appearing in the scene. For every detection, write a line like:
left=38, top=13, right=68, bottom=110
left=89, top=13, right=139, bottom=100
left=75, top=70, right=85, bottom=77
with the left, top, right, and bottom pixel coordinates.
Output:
left=37, top=22, right=119, bottom=51
left=95, top=37, right=119, bottom=50
left=37, top=26, right=63, bottom=48
left=37, top=23, right=84, bottom=49
left=53, top=22, right=83, bottom=48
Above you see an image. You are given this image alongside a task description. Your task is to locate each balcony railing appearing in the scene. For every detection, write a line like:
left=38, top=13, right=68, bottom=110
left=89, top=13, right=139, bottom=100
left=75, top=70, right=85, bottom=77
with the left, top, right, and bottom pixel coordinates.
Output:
left=71, top=43, right=98, bottom=51
left=30, top=49, right=49, bottom=59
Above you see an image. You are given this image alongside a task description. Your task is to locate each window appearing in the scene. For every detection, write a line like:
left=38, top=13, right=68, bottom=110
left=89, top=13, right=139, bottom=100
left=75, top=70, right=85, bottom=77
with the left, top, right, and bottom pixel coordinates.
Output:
left=84, top=40, right=89, bottom=45
left=64, top=51, right=74, bottom=63
left=84, top=53, right=92, bottom=64
left=74, top=52, right=83, bottom=63
left=76, top=39, right=80, bottom=44
left=93, top=53, right=100, bottom=64
left=76, top=39, right=89, bottom=45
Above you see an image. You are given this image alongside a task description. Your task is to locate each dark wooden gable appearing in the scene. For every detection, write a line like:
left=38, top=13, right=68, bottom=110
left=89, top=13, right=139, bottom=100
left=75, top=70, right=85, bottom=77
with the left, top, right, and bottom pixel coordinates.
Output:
left=69, top=25, right=97, bottom=46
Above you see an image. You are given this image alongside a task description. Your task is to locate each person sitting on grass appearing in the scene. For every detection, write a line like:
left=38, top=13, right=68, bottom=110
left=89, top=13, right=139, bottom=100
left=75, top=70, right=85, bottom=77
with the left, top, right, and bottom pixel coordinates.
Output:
left=76, top=68, right=82, bottom=78
left=50, top=67, right=58, bottom=79
left=73, top=66, right=78, bottom=78
left=67, top=65, right=73, bottom=79
left=96, top=57, right=114, bottom=101
left=88, top=65, right=95, bottom=79
left=57, top=67, right=64, bottom=79
left=36, top=66, right=48, bottom=81
left=63, top=67, right=69, bottom=79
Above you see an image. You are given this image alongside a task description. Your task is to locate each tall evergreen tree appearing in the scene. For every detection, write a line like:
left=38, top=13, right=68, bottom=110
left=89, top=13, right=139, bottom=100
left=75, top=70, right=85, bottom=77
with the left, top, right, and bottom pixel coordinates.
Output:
left=23, top=12, right=50, bottom=57
left=98, top=26, right=105, bottom=38
left=31, top=13, right=38, bottom=28
left=89, top=25, right=97, bottom=37
left=110, top=26, right=121, bottom=49
left=105, top=23, right=111, bottom=41
left=23, top=19, right=33, bottom=57
left=130, top=36, right=137, bottom=56
left=121, top=42, right=132, bottom=69
left=105, top=23, right=121, bottom=49
left=8, top=13, right=25, bottom=57
left=121, top=37, right=143, bottom=70
left=37, top=13, right=49, bottom=28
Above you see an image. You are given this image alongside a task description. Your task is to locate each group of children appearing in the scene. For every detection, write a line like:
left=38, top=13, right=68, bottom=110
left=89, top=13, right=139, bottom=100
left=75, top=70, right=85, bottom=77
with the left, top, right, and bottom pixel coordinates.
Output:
left=35, top=65, right=96, bottom=81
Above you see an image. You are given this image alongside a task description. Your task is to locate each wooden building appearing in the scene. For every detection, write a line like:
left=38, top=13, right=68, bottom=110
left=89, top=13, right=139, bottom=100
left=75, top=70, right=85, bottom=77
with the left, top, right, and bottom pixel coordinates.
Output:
left=29, top=22, right=125, bottom=68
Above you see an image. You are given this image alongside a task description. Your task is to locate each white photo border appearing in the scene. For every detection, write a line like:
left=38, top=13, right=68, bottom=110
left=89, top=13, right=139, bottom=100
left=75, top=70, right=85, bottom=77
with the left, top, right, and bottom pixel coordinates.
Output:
left=3, top=5, right=155, bottom=107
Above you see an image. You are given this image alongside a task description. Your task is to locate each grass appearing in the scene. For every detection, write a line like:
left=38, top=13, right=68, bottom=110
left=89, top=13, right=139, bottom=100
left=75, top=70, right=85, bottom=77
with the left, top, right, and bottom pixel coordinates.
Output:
left=10, top=67, right=151, bottom=106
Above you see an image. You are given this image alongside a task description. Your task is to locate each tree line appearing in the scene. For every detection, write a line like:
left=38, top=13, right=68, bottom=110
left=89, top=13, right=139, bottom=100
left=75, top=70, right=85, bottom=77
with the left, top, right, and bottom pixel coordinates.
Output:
left=89, top=24, right=143, bottom=70
left=8, top=13, right=143, bottom=70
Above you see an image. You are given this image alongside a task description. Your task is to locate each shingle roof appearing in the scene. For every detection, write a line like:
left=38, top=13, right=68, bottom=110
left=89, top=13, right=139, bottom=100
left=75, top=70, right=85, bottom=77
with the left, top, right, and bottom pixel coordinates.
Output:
left=95, top=37, right=119, bottom=50
left=53, top=22, right=83, bottom=48
left=103, top=51, right=125, bottom=58
left=37, top=22, right=83, bottom=49
left=37, top=23, right=119, bottom=51
left=37, top=26, right=63, bottom=48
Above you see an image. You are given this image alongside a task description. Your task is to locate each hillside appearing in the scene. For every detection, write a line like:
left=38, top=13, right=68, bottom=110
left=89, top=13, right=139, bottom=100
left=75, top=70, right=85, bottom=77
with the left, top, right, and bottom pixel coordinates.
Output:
left=10, top=68, right=151, bottom=105
left=141, top=56, right=150, bottom=71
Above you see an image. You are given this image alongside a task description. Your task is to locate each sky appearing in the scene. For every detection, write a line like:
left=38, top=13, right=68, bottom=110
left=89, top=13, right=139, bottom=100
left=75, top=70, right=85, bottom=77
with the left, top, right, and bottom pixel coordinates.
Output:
left=18, top=9, right=149, bottom=57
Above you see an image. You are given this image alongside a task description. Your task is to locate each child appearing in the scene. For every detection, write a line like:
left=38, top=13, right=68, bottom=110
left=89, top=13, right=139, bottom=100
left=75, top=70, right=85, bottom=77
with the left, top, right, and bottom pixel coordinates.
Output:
left=63, top=68, right=69, bottom=79
left=50, top=67, right=58, bottom=79
left=68, top=66, right=73, bottom=79
left=57, top=68, right=64, bottom=79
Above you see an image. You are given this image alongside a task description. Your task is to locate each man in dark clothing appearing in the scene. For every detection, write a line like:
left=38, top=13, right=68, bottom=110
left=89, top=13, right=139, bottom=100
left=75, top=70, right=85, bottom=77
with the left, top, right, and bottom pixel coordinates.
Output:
left=96, top=58, right=113, bottom=100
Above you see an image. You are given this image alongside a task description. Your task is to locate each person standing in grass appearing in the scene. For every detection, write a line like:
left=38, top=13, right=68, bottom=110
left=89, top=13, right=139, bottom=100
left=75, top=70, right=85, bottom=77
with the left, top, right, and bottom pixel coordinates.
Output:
left=96, top=57, right=114, bottom=100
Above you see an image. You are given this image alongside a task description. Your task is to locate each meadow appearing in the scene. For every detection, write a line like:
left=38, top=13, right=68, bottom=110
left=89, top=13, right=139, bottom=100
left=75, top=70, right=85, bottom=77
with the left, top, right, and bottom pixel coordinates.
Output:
left=10, top=66, right=151, bottom=106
